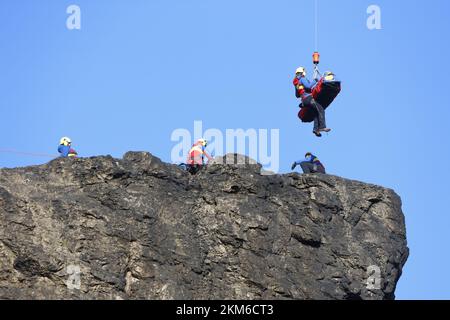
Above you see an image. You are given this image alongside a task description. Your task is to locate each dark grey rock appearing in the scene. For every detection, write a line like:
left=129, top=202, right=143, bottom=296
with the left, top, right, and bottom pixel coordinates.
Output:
left=0, top=152, right=408, bottom=300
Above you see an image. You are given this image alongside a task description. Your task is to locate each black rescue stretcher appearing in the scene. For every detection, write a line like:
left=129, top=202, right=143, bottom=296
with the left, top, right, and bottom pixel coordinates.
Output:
left=298, top=76, right=341, bottom=123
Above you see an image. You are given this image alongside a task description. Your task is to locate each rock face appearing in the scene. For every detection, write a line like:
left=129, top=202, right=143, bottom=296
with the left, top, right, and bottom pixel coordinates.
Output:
left=0, top=152, right=408, bottom=300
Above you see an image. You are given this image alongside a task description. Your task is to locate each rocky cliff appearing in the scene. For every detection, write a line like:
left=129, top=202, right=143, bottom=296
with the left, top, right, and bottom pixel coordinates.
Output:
left=0, top=152, right=408, bottom=300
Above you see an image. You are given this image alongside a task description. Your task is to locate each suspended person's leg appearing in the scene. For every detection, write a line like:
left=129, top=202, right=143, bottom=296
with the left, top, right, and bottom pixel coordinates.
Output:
left=300, top=162, right=314, bottom=173
left=311, top=100, right=323, bottom=137
left=313, top=117, right=322, bottom=137
left=313, top=100, right=325, bottom=129
left=303, top=96, right=322, bottom=137
left=313, top=100, right=331, bottom=133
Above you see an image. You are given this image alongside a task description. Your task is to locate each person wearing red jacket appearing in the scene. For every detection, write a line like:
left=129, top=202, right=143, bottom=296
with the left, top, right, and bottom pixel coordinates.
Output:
left=186, top=138, right=213, bottom=174
left=293, top=67, right=331, bottom=137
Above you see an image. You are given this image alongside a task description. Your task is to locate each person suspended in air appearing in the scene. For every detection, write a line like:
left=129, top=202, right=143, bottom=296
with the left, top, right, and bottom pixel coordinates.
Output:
left=293, top=67, right=330, bottom=137
left=186, top=138, right=213, bottom=174
left=291, top=152, right=326, bottom=174
left=58, top=137, right=78, bottom=158
left=294, top=52, right=341, bottom=135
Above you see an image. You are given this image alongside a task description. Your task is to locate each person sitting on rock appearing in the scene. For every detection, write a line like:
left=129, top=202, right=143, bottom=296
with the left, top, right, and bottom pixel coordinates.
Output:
left=293, top=66, right=331, bottom=137
left=58, top=137, right=78, bottom=158
left=291, top=152, right=326, bottom=174
left=186, top=138, right=213, bottom=174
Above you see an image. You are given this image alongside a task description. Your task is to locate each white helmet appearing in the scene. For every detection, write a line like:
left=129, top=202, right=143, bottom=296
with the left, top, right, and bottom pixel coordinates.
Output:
left=60, top=137, right=71, bottom=146
left=197, top=138, right=207, bottom=147
left=324, top=71, right=335, bottom=81
left=295, top=66, right=306, bottom=76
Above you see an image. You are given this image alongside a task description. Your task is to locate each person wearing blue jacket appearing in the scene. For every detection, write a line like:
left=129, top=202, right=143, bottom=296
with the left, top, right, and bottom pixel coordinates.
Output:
left=58, top=137, right=77, bottom=158
left=291, top=152, right=326, bottom=174
left=293, top=67, right=331, bottom=137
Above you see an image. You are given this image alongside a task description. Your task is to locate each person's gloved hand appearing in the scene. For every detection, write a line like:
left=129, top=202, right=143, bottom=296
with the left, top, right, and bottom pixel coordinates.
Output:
left=291, top=162, right=297, bottom=170
left=293, top=77, right=299, bottom=86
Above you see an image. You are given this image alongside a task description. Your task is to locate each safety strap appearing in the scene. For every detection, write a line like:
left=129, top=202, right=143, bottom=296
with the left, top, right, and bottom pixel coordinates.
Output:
left=313, top=65, right=322, bottom=81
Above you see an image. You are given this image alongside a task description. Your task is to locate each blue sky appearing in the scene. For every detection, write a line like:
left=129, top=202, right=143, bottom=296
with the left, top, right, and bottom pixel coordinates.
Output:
left=1, top=0, right=450, bottom=299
